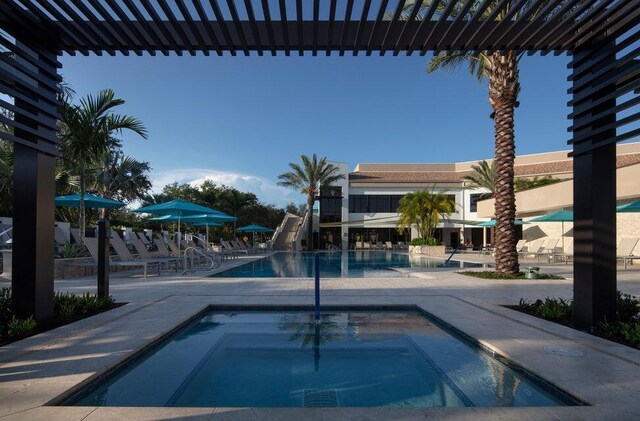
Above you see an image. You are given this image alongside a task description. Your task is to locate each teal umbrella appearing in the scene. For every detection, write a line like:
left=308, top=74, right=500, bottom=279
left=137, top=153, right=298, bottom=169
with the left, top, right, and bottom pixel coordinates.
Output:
left=236, top=224, right=274, bottom=232
left=192, top=221, right=222, bottom=245
left=55, top=194, right=125, bottom=209
left=134, top=200, right=226, bottom=253
left=476, top=219, right=526, bottom=227
left=236, top=224, right=274, bottom=244
left=617, top=202, right=640, bottom=212
left=529, top=209, right=573, bottom=250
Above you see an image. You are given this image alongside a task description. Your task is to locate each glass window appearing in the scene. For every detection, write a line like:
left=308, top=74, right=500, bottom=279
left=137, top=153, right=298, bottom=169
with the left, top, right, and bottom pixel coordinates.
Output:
left=349, top=195, right=368, bottom=213
left=369, top=195, right=390, bottom=213
left=390, top=195, right=403, bottom=212
left=470, top=194, right=481, bottom=213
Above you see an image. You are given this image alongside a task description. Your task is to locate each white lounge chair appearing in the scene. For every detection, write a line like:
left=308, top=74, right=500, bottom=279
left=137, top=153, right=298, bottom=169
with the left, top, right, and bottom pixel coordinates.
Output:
left=536, top=238, right=560, bottom=262
left=617, top=238, right=640, bottom=269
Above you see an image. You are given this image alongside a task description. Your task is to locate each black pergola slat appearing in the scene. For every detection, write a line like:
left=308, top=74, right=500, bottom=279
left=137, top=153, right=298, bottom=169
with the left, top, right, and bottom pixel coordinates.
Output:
left=103, top=0, right=153, bottom=56
left=156, top=0, right=197, bottom=56
left=380, top=0, right=405, bottom=56
left=140, top=0, right=184, bottom=56
left=366, top=0, right=388, bottom=56
left=209, top=0, right=237, bottom=56
left=296, top=0, right=303, bottom=56
left=312, top=0, right=320, bottom=56
left=243, top=0, right=263, bottom=56
left=339, top=0, right=355, bottom=56
left=225, top=0, right=249, bottom=56
left=326, top=0, right=337, bottom=56
left=192, top=0, right=222, bottom=56
left=176, top=0, right=209, bottom=56
left=278, top=0, right=290, bottom=56
left=353, top=0, right=372, bottom=56
left=260, top=0, right=277, bottom=56
left=88, top=0, right=138, bottom=56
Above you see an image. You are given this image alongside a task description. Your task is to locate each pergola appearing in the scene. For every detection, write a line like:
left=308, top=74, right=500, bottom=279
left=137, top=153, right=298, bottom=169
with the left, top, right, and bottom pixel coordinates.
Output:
left=0, top=1, right=638, bottom=329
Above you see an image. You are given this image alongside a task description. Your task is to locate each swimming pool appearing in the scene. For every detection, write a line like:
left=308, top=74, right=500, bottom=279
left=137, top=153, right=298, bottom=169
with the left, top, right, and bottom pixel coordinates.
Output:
left=69, top=307, right=578, bottom=408
left=212, top=251, right=486, bottom=278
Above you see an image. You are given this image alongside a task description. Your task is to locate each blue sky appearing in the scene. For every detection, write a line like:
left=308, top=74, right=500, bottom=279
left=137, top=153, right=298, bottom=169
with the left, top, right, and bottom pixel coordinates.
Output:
left=60, top=53, right=572, bottom=206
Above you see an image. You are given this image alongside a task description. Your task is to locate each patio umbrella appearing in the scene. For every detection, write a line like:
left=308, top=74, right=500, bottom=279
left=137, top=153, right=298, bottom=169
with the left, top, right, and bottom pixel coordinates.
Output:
left=236, top=224, right=274, bottom=244
left=529, top=209, right=573, bottom=251
left=617, top=202, right=640, bottom=212
left=134, top=200, right=226, bottom=254
left=475, top=219, right=526, bottom=227
left=192, top=220, right=223, bottom=245
left=55, top=194, right=125, bottom=209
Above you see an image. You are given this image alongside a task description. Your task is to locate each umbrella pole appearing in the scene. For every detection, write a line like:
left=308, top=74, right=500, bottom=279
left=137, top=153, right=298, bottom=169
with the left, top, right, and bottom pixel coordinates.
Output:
left=178, top=214, right=181, bottom=257
left=561, top=221, right=565, bottom=252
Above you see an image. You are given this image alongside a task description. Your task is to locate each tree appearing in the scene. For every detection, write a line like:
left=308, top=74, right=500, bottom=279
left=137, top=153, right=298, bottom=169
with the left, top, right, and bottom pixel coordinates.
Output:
left=462, top=160, right=496, bottom=197
left=59, top=89, right=147, bottom=241
left=396, top=189, right=455, bottom=241
left=285, top=202, right=307, bottom=216
left=91, top=152, right=151, bottom=217
left=399, top=1, right=530, bottom=274
left=278, top=154, right=345, bottom=251
left=514, top=176, right=562, bottom=192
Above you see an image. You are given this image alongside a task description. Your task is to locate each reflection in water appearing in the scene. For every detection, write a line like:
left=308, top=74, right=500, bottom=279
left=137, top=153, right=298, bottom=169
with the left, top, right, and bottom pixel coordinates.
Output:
left=481, top=354, right=522, bottom=406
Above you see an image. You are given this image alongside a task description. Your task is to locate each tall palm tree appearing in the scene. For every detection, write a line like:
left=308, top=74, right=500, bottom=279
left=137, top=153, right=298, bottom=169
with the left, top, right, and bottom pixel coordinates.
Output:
left=91, top=152, right=151, bottom=218
left=397, top=189, right=455, bottom=240
left=59, top=89, right=147, bottom=241
left=398, top=1, right=526, bottom=274
left=462, top=160, right=496, bottom=197
left=278, top=154, right=345, bottom=251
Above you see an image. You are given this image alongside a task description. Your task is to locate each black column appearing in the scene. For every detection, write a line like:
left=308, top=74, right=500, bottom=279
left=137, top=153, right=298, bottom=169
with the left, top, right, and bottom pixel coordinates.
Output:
left=12, top=143, right=56, bottom=321
left=9, top=44, right=60, bottom=323
left=572, top=46, right=617, bottom=329
left=97, top=219, right=110, bottom=298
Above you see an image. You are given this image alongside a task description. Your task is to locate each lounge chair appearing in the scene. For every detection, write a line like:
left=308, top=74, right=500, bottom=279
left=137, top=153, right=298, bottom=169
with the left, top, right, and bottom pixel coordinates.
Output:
left=550, top=242, right=573, bottom=264
left=519, top=239, right=545, bottom=260
left=536, top=238, right=560, bottom=262
left=109, top=234, right=172, bottom=277
left=130, top=233, right=179, bottom=271
left=515, top=239, right=526, bottom=253
left=617, top=238, right=640, bottom=269
left=82, top=237, right=158, bottom=278
left=355, top=241, right=363, bottom=250
left=54, top=226, right=69, bottom=247
left=385, top=241, right=393, bottom=250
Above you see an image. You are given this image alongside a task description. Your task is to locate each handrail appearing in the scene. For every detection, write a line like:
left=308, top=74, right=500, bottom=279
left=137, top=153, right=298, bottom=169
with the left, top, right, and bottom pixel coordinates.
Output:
left=182, top=246, right=220, bottom=275
left=445, top=246, right=461, bottom=264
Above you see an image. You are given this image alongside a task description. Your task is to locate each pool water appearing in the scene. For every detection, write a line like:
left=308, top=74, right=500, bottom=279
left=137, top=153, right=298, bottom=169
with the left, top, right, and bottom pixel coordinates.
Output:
left=212, top=251, right=485, bottom=278
left=71, top=309, right=574, bottom=408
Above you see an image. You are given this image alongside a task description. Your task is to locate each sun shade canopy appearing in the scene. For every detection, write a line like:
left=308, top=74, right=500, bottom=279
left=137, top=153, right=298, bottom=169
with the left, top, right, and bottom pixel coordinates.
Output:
left=1, top=1, right=632, bottom=57
left=54, top=194, right=125, bottom=209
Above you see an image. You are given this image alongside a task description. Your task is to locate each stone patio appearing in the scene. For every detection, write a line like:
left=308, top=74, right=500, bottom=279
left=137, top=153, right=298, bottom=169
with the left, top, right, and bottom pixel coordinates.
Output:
left=1, top=252, right=640, bottom=420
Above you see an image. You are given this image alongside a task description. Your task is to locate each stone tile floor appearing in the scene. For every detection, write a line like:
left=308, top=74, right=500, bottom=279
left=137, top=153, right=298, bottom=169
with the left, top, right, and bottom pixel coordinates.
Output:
left=1, top=252, right=640, bottom=420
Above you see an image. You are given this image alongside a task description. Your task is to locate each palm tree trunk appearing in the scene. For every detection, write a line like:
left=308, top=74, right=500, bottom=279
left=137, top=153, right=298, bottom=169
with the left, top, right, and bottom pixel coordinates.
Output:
left=490, top=51, right=520, bottom=275
left=307, top=195, right=315, bottom=251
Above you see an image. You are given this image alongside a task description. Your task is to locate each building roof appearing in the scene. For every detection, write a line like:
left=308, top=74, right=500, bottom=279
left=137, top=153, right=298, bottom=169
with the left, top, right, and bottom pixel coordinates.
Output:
left=350, top=151, right=640, bottom=185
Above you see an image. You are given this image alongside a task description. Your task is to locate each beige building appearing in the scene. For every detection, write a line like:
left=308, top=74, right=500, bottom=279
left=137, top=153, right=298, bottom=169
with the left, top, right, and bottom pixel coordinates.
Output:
left=322, top=143, right=640, bottom=251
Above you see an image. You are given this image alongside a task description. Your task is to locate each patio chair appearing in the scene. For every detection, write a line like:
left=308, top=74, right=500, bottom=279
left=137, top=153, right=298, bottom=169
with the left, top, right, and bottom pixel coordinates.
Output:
left=550, top=242, right=573, bottom=264
left=109, top=233, right=171, bottom=277
left=515, top=239, right=527, bottom=253
left=617, top=238, right=640, bottom=269
left=536, top=238, right=560, bottom=262
left=131, top=233, right=179, bottom=271
left=355, top=241, right=363, bottom=250
left=519, top=239, right=545, bottom=260
left=153, top=235, right=176, bottom=257
left=54, top=226, right=69, bottom=247
left=82, top=237, right=159, bottom=278
left=385, top=241, right=393, bottom=250
left=136, top=231, right=152, bottom=247
left=363, top=242, right=371, bottom=250
left=69, top=228, right=81, bottom=244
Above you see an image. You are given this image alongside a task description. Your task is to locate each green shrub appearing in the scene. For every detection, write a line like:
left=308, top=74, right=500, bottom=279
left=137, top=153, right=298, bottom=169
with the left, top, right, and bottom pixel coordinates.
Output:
left=459, top=271, right=563, bottom=280
left=7, top=316, right=37, bottom=338
left=620, top=323, right=640, bottom=348
left=410, top=238, right=441, bottom=246
left=58, top=242, right=87, bottom=258
left=54, top=291, right=115, bottom=321
left=535, top=298, right=573, bottom=321
left=616, top=292, right=640, bottom=322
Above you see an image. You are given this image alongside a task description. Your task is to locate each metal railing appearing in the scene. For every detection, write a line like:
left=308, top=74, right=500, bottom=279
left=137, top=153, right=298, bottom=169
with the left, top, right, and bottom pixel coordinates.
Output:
left=182, top=246, right=221, bottom=275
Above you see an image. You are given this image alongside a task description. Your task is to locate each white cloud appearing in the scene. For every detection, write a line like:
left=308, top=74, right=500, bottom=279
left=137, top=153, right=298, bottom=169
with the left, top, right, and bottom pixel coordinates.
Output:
left=151, top=168, right=302, bottom=207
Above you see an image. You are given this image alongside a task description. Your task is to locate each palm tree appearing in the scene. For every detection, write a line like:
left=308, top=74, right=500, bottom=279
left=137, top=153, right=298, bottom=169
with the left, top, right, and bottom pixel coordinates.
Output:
left=278, top=154, right=345, bottom=251
left=397, top=189, right=455, bottom=240
left=59, top=89, right=147, bottom=241
left=91, top=152, right=151, bottom=217
left=462, top=160, right=496, bottom=197
left=397, top=1, right=525, bottom=274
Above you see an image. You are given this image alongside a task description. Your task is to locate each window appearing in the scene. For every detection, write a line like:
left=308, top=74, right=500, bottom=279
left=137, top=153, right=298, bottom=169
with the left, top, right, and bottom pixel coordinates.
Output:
left=390, top=195, right=403, bottom=212
left=349, top=195, right=368, bottom=213
left=470, top=194, right=481, bottom=213
left=369, top=195, right=390, bottom=213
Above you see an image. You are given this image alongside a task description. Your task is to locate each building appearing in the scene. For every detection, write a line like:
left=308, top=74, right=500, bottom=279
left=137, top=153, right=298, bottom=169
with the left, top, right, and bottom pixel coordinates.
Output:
left=318, top=142, right=640, bottom=250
